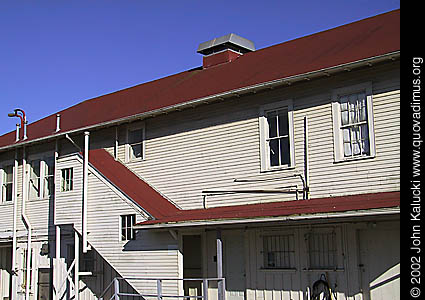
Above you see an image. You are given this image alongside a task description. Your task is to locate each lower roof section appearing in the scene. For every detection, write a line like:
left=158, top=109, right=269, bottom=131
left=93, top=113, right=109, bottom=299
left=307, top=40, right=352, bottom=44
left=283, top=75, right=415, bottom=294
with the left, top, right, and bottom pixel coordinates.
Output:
left=135, top=191, right=400, bottom=229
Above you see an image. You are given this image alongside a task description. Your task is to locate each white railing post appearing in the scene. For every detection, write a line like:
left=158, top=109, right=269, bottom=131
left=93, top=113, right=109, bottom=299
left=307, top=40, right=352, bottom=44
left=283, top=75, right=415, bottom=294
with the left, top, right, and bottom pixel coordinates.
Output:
left=114, top=278, right=120, bottom=300
left=157, top=279, right=163, bottom=300
left=203, top=279, right=209, bottom=300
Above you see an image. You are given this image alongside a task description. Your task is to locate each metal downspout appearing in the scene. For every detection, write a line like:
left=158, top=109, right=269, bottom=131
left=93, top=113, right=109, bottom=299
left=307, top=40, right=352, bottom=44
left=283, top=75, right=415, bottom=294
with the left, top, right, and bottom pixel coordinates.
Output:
left=22, top=146, right=32, bottom=300
left=11, top=149, right=19, bottom=299
left=83, top=131, right=89, bottom=253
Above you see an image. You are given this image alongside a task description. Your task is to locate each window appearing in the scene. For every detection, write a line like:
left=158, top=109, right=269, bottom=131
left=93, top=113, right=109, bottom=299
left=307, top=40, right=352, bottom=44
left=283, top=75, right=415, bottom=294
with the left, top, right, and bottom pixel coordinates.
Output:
left=28, top=160, right=41, bottom=199
left=259, top=100, right=295, bottom=171
left=1, top=165, right=13, bottom=203
left=121, top=214, right=136, bottom=241
left=332, top=83, right=376, bottom=161
left=61, top=168, right=73, bottom=192
left=262, top=234, right=295, bottom=269
left=28, top=158, right=54, bottom=199
left=44, top=158, right=54, bottom=197
left=126, top=125, right=145, bottom=162
left=306, top=229, right=338, bottom=270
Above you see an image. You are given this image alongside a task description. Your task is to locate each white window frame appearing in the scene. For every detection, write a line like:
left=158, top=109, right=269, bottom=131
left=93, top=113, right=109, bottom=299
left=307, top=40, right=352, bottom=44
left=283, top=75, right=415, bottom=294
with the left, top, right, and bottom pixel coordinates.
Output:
left=259, top=99, right=295, bottom=171
left=27, top=155, right=54, bottom=200
left=60, top=167, right=73, bottom=192
left=0, top=162, right=14, bottom=204
left=125, top=123, right=145, bottom=163
left=120, top=214, right=137, bottom=242
left=331, top=82, right=376, bottom=162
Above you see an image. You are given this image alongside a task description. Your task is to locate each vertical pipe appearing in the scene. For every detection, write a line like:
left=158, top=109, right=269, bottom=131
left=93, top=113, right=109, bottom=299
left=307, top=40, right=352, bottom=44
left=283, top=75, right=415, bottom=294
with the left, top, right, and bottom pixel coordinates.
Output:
left=54, top=226, right=61, bottom=299
left=53, top=139, right=59, bottom=300
left=114, top=126, right=119, bottom=160
left=83, top=131, right=89, bottom=253
left=216, top=229, right=224, bottom=300
left=74, top=231, right=80, bottom=300
left=11, top=149, right=18, bottom=299
left=15, top=123, right=20, bottom=142
left=114, top=277, right=120, bottom=300
left=22, top=146, right=32, bottom=300
left=203, top=279, right=209, bottom=300
left=56, top=114, right=61, bottom=132
left=157, top=279, right=162, bottom=300
left=32, top=247, right=38, bottom=300
left=304, top=116, right=310, bottom=199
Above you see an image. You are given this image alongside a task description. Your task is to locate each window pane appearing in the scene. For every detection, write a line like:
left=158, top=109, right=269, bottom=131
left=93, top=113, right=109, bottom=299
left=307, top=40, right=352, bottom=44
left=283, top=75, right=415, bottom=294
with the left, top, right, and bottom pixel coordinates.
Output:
left=128, top=129, right=142, bottom=144
left=344, top=142, right=352, bottom=157
left=279, top=138, right=290, bottom=165
left=277, top=109, right=288, bottom=136
left=131, top=144, right=142, bottom=159
left=267, top=112, right=277, bottom=138
left=5, top=183, right=13, bottom=201
left=269, top=139, right=279, bottom=166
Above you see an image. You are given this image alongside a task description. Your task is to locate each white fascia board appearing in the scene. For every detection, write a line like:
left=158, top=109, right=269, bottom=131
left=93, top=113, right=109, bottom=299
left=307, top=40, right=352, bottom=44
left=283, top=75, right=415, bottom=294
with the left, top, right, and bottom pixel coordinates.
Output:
left=0, top=51, right=400, bottom=153
left=134, top=207, right=400, bottom=230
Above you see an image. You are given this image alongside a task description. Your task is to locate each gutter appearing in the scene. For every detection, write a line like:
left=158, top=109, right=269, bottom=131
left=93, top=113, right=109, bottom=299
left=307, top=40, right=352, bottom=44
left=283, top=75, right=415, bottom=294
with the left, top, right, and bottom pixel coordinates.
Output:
left=134, top=207, right=400, bottom=230
left=0, top=51, right=400, bottom=152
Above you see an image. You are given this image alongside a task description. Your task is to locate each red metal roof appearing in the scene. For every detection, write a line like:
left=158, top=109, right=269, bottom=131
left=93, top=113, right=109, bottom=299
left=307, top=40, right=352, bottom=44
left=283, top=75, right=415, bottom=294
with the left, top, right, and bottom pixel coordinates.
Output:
left=138, top=191, right=400, bottom=226
left=88, top=149, right=399, bottom=224
left=88, top=148, right=179, bottom=219
left=0, top=9, right=400, bottom=149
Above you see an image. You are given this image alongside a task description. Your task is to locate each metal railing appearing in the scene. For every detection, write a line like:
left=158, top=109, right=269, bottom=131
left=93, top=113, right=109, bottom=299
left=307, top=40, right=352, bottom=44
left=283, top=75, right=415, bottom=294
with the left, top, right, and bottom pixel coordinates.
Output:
left=99, top=277, right=226, bottom=300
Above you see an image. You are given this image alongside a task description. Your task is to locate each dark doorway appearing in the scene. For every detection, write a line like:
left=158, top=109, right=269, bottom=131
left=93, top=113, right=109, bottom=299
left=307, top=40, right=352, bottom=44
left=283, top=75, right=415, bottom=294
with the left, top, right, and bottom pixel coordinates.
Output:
left=183, top=235, right=202, bottom=299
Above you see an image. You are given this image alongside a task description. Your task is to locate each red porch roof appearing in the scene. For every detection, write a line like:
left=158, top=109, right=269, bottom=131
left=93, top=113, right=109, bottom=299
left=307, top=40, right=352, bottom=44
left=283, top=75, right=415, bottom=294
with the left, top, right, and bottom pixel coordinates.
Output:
left=0, top=9, right=400, bottom=149
left=88, top=148, right=399, bottom=226
left=137, top=191, right=400, bottom=226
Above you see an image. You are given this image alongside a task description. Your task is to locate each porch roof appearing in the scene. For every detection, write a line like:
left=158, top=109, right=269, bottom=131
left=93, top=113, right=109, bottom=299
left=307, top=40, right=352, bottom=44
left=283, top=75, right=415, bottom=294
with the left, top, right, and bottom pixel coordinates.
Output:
left=134, top=191, right=400, bottom=228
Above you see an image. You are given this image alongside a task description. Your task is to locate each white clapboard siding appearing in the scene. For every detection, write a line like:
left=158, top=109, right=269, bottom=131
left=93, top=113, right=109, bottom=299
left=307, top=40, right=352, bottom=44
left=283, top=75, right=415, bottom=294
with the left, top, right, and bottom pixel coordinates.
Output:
left=241, top=221, right=399, bottom=300
left=55, top=154, right=180, bottom=295
left=109, top=62, right=400, bottom=209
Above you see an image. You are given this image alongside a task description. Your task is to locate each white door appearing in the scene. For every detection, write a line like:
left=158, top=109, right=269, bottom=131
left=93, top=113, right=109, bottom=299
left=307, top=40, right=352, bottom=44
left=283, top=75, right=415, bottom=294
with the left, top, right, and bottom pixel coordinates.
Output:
left=358, top=225, right=400, bottom=300
left=224, top=231, right=245, bottom=300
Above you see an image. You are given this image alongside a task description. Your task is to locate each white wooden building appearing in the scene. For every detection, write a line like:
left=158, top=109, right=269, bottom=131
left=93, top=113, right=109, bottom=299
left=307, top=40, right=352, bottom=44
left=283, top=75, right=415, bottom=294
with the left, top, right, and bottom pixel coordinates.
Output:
left=0, top=9, right=400, bottom=300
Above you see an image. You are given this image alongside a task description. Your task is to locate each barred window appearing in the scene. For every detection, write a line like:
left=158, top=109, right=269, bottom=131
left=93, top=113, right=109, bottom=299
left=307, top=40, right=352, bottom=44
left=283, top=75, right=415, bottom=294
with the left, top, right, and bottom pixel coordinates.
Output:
left=307, top=231, right=337, bottom=269
left=263, top=234, right=295, bottom=269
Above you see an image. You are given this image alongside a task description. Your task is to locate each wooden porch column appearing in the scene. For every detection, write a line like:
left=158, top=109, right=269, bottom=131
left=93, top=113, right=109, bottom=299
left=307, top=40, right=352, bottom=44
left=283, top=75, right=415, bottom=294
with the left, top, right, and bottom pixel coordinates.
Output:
left=216, top=229, right=225, bottom=300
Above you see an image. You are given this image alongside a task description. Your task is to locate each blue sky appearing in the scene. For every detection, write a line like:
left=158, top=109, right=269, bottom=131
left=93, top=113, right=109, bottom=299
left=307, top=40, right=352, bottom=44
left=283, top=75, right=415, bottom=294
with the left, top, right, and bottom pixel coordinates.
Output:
left=0, top=0, right=400, bottom=136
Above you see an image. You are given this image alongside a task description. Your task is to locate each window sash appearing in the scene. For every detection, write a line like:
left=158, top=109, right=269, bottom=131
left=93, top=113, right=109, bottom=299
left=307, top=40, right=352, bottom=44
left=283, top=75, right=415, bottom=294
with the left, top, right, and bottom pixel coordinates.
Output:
left=259, top=100, right=294, bottom=171
left=332, top=83, right=375, bottom=162
left=61, top=168, right=73, bottom=192
left=127, top=126, right=144, bottom=161
left=2, top=165, right=13, bottom=202
left=121, top=214, right=136, bottom=241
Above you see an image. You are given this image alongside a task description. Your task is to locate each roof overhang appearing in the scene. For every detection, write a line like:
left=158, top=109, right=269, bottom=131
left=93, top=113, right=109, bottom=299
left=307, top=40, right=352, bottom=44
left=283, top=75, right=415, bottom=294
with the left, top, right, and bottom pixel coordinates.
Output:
left=134, top=207, right=400, bottom=230
left=0, top=51, right=400, bottom=153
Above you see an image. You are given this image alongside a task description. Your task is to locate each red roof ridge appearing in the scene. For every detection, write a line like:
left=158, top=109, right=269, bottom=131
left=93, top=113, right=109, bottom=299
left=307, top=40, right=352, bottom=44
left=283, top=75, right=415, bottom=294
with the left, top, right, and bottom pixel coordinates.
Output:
left=0, top=9, right=399, bottom=149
